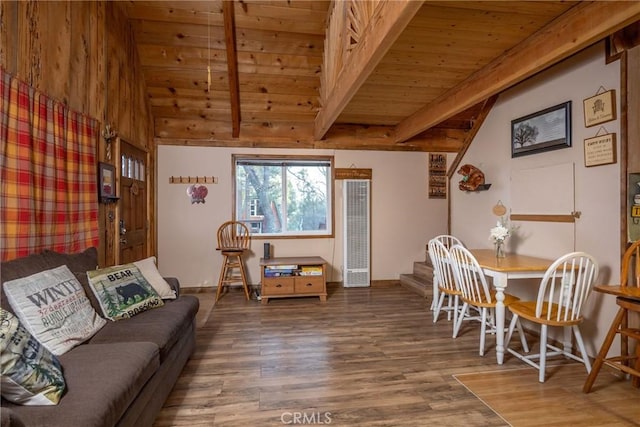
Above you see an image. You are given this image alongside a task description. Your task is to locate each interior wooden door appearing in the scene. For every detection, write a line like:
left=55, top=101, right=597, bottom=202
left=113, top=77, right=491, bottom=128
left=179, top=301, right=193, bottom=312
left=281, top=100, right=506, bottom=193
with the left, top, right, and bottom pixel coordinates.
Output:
left=119, top=141, right=148, bottom=264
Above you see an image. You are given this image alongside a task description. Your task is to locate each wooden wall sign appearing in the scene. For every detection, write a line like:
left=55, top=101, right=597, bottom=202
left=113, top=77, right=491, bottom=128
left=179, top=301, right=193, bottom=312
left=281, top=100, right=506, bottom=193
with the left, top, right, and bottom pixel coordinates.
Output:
left=428, top=154, right=447, bottom=199
left=583, top=90, right=616, bottom=127
left=584, top=133, right=617, bottom=167
left=335, top=168, right=372, bottom=180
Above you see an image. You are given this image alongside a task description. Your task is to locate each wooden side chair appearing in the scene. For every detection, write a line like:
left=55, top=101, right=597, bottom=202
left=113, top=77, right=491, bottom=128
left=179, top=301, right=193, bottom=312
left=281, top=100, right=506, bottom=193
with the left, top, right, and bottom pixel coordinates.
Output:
left=583, top=240, right=640, bottom=392
left=449, top=244, right=529, bottom=356
left=428, top=239, right=463, bottom=334
left=505, top=252, right=599, bottom=383
left=429, top=235, right=464, bottom=312
left=215, top=221, right=251, bottom=302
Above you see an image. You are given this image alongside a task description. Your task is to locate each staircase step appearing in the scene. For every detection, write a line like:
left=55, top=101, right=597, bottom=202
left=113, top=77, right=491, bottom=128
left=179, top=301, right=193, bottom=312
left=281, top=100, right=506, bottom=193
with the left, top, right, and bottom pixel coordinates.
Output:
left=399, top=273, right=431, bottom=298
left=413, top=261, right=434, bottom=281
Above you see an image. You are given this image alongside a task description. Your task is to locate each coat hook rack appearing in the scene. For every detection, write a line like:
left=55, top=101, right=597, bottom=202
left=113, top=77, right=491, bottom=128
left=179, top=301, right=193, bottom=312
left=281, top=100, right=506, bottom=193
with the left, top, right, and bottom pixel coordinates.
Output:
left=169, top=176, right=218, bottom=184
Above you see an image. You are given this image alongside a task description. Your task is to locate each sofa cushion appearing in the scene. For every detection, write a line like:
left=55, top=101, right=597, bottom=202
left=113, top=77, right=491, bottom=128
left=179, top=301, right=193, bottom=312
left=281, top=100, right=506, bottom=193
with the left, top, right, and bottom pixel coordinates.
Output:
left=1, top=251, right=56, bottom=316
left=88, top=295, right=199, bottom=362
left=42, top=248, right=100, bottom=312
left=133, top=257, right=177, bottom=300
left=0, top=309, right=66, bottom=405
left=0, top=248, right=100, bottom=314
left=0, top=342, right=160, bottom=427
left=164, top=277, right=181, bottom=297
left=3, top=266, right=106, bottom=355
left=87, top=264, right=164, bottom=321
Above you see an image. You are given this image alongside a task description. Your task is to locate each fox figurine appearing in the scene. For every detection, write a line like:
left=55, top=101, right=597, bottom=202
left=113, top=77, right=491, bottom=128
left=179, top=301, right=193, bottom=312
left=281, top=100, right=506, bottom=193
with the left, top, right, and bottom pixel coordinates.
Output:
left=457, top=164, right=485, bottom=191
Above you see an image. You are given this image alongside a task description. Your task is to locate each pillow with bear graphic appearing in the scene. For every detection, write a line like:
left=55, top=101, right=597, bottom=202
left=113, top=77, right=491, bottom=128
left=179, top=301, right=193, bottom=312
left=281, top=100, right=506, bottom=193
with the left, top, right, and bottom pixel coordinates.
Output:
left=0, top=308, right=66, bottom=405
left=87, top=264, right=164, bottom=321
left=3, top=265, right=106, bottom=355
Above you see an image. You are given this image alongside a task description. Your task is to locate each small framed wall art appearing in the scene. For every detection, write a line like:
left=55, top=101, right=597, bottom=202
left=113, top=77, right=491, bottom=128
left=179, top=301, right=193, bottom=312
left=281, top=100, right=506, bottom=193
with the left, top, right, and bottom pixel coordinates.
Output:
left=98, top=162, right=118, bottom=202
left=583, top=89, right=616, bottom=127
left=428, top=153, right=447, bottom=199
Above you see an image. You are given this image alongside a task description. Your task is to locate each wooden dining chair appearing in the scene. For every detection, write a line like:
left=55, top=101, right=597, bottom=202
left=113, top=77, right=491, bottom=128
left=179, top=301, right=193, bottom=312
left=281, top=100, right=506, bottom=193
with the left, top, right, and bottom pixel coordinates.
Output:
left=429, top=235, right=464, bottom=312
left=428, top=239, right=463, bottom=334
left=505, top=252, right=599, bottom=383
left=583, top=240, right=640, bottom=392
left=449, top=244, right=529, bottom=356
left=432, top=234, right=463, bottom=249
left=215, top=221, right=251, bottom=302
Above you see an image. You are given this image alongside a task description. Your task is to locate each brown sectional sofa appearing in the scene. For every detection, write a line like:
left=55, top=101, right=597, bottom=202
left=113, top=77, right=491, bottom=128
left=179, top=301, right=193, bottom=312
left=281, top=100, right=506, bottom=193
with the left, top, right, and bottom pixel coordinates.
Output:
left=0, top=248, right=199, bottom=427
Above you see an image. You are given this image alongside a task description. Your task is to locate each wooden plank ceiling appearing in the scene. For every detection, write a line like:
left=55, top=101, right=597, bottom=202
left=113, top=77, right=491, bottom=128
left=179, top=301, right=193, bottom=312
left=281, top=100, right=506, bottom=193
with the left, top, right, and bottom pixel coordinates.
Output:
left=123, top=1, right=640, bottom=152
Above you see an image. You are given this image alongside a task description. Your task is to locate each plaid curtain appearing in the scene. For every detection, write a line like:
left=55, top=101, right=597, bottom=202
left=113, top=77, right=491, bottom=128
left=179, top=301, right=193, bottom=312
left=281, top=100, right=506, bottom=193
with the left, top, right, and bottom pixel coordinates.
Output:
left=1, top=69, right=99, bottom=261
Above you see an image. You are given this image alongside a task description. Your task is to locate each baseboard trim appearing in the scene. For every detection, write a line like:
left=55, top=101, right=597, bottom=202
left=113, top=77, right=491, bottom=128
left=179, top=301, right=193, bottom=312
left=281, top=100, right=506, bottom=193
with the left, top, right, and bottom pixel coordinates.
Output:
left=327, top=280, right=400, bottom=287
left=182, top=284, right=260, bottom=294
left=183, top=280, right=400, bottom=294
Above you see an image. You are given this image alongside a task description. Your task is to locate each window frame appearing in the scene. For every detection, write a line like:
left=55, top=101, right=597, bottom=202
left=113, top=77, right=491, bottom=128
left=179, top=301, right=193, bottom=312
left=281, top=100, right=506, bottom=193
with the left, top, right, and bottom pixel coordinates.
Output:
left=232, top=154, right=335, bottom=239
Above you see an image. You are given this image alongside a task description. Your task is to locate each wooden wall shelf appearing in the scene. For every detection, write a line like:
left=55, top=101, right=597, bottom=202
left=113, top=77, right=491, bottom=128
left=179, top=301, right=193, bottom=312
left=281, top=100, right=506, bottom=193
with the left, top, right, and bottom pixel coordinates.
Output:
left=465, top=183, right=492, bottom=192
left=510, top=213, right=580, bottom=223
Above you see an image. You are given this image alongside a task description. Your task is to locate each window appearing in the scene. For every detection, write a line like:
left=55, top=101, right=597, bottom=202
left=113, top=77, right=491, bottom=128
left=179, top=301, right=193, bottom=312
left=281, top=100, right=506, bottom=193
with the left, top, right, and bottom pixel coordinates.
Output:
left=249, top=199, right=259, bottom=216
left=233, top=155, right=333, bottom=237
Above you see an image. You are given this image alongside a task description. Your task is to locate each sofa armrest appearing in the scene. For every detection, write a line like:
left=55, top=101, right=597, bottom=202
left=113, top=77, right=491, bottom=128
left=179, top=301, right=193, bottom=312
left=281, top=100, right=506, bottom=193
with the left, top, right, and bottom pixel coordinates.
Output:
left=164, top=277, right=180, bottom=298
left=1, top=405, right=26, bottom=427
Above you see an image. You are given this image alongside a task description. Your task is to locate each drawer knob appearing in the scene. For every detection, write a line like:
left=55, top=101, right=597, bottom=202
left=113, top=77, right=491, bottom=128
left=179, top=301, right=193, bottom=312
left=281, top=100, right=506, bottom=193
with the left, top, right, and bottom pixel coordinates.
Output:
left=306, top=283, right=313, bottom=287
left=276, top=284, right=282, bottom=288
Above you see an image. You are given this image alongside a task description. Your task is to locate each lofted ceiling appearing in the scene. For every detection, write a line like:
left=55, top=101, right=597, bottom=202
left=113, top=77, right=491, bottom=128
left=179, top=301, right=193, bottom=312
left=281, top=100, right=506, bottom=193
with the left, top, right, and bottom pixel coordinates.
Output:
left=123, top=1, right=640, bottom=153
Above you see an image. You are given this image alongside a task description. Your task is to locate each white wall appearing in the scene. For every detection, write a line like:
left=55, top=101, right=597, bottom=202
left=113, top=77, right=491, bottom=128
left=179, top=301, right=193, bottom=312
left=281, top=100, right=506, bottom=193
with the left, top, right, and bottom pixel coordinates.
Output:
left=156, top=147, right=448, bottom=288
left=155, top=42, right=624, bottom=358
left=451, top=42, right=622, bottom=356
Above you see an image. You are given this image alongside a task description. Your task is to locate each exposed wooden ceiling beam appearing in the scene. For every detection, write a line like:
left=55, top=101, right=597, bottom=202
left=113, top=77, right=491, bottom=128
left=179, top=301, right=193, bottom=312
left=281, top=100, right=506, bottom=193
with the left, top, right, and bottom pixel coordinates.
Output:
left=448, top=95, right=499, bottom=179
left=223, top=0, right=241, bottom=138
left=394, top=1, right=640, bottom=143
left=154, top=123, right=465, bottom=152
left=314, top=1, right=424, bottom=141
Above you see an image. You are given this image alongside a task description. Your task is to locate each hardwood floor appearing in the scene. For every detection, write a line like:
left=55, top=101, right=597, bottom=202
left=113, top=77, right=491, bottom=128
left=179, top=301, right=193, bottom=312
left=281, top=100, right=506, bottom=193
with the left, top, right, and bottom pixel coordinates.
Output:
left=155, top=284, right=639, bottom=426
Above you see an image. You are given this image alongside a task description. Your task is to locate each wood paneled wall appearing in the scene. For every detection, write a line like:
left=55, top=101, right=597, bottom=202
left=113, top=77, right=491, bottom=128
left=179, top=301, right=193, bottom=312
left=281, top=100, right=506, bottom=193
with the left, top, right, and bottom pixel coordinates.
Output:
left=1, top=1, right=105, bottom=118
left=627, top=46, right=640, bottom=176
left=624, top=45, right=640, bottom=247
left=0, top=1, right=155, bottom=266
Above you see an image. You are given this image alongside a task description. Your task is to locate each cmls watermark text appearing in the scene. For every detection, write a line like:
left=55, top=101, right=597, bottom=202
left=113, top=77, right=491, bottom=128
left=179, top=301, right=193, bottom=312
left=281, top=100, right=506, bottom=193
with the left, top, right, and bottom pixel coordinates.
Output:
left=281, top=412, right=332, bottom=424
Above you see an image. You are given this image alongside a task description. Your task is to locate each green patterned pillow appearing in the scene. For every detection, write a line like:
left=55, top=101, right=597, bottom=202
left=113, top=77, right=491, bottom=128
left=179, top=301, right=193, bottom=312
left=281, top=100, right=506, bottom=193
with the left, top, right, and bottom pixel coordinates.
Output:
left=0, top=308, right=66, bottom=405
left=87, top=264, right=164, bottom=321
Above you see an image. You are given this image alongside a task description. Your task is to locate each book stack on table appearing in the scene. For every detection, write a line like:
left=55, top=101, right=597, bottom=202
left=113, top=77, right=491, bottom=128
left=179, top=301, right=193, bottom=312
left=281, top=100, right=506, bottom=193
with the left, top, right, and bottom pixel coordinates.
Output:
left=299, top=266, right=323, bottom=276
left=264, top=264, right=298, bottom=277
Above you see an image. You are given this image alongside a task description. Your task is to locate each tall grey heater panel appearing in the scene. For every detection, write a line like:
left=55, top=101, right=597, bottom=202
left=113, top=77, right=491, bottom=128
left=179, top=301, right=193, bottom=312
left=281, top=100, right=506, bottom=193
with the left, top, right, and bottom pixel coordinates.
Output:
left=343, top=179, right=371, bottom=287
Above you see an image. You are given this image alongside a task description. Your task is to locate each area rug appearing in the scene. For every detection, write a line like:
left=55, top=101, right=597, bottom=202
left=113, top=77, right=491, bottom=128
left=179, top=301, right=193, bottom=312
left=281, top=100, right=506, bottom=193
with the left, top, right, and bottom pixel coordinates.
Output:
left=453, top=364, right=640, bottom=426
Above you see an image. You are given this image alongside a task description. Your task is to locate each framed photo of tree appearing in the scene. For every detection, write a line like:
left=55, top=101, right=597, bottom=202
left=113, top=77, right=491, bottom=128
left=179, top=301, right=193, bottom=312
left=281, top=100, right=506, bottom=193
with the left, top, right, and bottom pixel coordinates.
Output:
left=511, top=101, right=571, bottom=158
